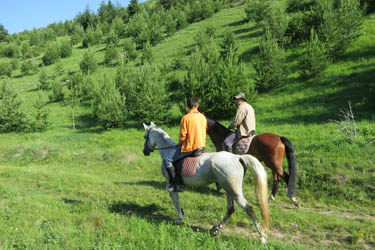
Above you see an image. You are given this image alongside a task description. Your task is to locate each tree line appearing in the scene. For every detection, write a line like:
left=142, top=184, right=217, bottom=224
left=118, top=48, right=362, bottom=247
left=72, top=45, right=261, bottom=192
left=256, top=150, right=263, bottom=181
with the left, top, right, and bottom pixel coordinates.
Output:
left=0, top=0, right=371, bottom=131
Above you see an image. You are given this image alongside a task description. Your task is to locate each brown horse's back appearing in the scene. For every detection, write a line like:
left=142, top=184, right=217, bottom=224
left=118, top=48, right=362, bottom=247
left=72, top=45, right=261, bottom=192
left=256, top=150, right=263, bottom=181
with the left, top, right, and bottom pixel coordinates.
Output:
left=249, top=133, right=285, bottom=166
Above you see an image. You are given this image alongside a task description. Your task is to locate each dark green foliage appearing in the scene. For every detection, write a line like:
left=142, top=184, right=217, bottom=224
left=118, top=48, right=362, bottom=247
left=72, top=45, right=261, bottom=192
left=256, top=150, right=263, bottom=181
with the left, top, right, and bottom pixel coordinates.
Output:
left=286, top=0, right=315, bottom=13
left=140, top=42, right=153, bottom=65
left=111, top=17, right=127, bottom=38
left=105, top=31, right=119, bottom=45
left=92, top=74, right=126, bottom=129
left=59, top=38, right=73, bottom=58
left=220, top=30, right=238, bottom=59
left=48, top=80, right=64, bottom=103
left=75, top=7, right=97, bottom=30
left=10, top=59, right=19, bottom=71
left=32, top=92, right=49, bottom=131
left=38, top=68, right=52, bottom=90
left=20, top=41, right=32, bottom=59
left=0, top=81, right=28, bottom=131
left=253, top=29, right=288, bottom=92
left=104, top=43, right=120, bottom=65
left=361, top=0, right=375, bottom=14
left=115, top=63, right=170, bottom=123
left=285, top=10, right=321, bottom=44
left=318, top=0, right=364, bottom=60
left=186, top=0, right=215, bottom=23
left=0, top=24, right=8, bottom=42
left=0, top=62, right=12, bottom=77
left=2, top=43, right=20, bottom=58
left=299, top=29, right=328, bottom=79
left=82, top=27, right=102, bottom=48
left=20, top=60, right=35, bottom=75
left=128, top=0, right=139, bottom=17
left=179, top=36, right=255, bottom=118
left=79, top=50, right=97, bottom=74
left=244, top=0, right=271, bottom=23
left=165, top=11, right=177, bottom=36
left=261, top=5, right=289, bottom=46
left=98, top=0, right=118, bottom=24
left=123, top=39, right=138, bottom=62
left=42, top=43, right=60, bottom=65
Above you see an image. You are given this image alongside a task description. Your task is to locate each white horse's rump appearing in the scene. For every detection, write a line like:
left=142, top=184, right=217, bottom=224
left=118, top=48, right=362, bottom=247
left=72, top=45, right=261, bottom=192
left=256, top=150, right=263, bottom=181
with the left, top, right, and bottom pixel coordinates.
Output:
left=143, top=123, right=269, bottom=242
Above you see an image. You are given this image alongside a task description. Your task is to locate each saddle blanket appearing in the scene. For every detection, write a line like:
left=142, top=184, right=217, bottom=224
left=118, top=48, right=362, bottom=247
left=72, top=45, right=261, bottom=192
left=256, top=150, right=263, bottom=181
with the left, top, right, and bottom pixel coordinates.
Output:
left=234, top=135, right=255, bottom=155
left=180, top=154, right=205, bottom=177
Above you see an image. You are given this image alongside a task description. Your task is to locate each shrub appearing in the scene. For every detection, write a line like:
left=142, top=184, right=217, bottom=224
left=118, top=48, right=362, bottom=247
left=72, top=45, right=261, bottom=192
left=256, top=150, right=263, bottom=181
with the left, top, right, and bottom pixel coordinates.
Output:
left=165, top=11, right=177, bottom=36
left=91, top=74, right=126, bottom=129
left=253, top=29, right=288, bottom=92
left=82, top=27, right=102, bottom=48
left=285, top=10, right=321, bottom=44
left=32, top=91, right=49, bottom=131
left=244, top=0, right=271, bottom=23
left=299, top=29, right=328, bottom=79
left=104, top=43, right=120, bottom=66
left=318, top=0, right=364, bottom=60
left=123, top=39, right=138, bottom=62
left=261, top=4, right=289, bottom=46
left=59, top=38, right=73, bottom=58
left=140, top=41, right=153, bottom=65
left=0, top=81, right=28, bottom=131
left=220, top=30, right=238, bottom=59
left=38, top=68, right=52, bottom=90
left=2, top=43, right=20, bottom=58
left=0, top=62, right=12, bottom=77
left=20, top=60, right=33, bottom=75
left=20, top=41, right=32, bottom=59
left=79, top=50, right=97, bottom=74
left=115, top=63, right=170, bottom=123
left=48, top=80, right=64, bottom=102
left=42, top=42, right=60, bottom=65
left=361, top=0, right=375, bottom=14
left=286, top=0, right=315, bottom=13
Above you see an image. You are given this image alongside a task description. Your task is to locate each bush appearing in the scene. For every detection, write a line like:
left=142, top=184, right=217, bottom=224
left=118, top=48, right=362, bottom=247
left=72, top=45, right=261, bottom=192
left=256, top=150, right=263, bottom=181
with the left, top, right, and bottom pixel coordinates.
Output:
left=253, top=29, right=288, bottom=92
left=32, top=91, right=49, bottom=131
left=220, top=30, right=238, bottom=59
left=59, top=38, right=73, bottom=58
left=91, top=74, right=126, bottom=129
left=0, top=81, right=28, bottom=131
left=48, top=80, right=64, bottom=102
left=79, top=50, right=97, bottom=74
left=140, top=42, right=153, bottom=65
left=104, top=43, right=120, bottom=66
left=0, top=62, right=12, bottom=77
left=38, top=68, right=52, bottom=90
left=286, top=0, right=315, bottom=13
left=115, top=63, right=170, bottom=123
left=20, top=60, right=34, bottom=75
left=82, top=27, right=102, bottom=48
left=42, top=42, right=60, bottom=65
left=361, top=0, right=375, bottom=14
left=318, top=0, right=364, bottom=60
left=285, top=10, right=321, bottom=44
left=261, top=4, right=289, bottom=46
left=299, top=29, right=328, bottom=79
left=244, top=0, right=271, bottom=23
left=2, top=43, right=20, bottom=58
left=123, top=39, right=138, bottom=62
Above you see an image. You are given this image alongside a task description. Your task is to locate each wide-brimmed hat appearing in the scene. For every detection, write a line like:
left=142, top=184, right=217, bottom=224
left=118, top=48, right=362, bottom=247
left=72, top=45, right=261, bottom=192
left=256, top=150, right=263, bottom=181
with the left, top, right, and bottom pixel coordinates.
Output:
left=234, top=92, right=246, bottom=101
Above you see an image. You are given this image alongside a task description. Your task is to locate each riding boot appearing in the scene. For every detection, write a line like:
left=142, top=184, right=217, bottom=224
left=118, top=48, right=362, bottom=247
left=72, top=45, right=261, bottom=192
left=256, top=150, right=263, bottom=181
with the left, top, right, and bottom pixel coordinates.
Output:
left=166, top=167, right=181, bottom=192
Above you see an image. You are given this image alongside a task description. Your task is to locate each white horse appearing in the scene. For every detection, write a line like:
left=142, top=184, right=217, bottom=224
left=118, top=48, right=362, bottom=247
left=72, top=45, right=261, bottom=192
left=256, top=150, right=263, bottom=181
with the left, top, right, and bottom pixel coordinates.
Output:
left=142, top=122, right=270, bottom=243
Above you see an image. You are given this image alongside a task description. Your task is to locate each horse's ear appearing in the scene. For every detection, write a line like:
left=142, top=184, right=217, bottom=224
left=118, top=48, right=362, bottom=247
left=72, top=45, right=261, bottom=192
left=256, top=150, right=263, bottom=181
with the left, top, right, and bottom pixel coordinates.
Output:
left=143, top=123, right=148, bottom=130
left=150, top=122, right=156, bottom=127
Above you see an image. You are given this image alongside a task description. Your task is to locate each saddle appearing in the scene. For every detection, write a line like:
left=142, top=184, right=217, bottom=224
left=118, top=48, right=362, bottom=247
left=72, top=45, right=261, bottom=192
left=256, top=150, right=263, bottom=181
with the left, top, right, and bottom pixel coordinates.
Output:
left=233, top=135, right=255, bottom=155
left=173, top=147, right=205, bottom=185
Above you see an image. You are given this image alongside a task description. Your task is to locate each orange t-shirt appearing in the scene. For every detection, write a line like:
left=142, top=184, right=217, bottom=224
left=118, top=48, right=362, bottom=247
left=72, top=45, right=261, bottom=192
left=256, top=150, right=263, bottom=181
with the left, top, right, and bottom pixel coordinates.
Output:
left=179, top=108, right=207, bottom=152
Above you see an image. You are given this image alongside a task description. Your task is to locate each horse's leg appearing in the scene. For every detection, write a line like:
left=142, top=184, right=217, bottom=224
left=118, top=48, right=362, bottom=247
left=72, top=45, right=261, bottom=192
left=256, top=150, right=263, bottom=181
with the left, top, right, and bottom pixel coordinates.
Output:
left=269, top=171, right=279, bottom=202
left=235, top=194, right=267, bottom=243
left=169, top=192, right=184, bottom=224
left=210, top=195, right=235, bottom=235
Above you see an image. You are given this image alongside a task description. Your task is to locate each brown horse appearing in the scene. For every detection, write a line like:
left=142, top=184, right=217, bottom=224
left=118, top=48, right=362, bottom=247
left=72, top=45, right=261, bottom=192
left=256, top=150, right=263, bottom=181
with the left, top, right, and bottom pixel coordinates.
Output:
left=206, top=117, right=300, bottom=207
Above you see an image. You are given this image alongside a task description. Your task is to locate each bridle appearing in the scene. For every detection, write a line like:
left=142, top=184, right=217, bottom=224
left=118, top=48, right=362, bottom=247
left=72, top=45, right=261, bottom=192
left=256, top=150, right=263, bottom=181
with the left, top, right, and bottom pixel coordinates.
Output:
left=144, top=128, right=178, bottom=153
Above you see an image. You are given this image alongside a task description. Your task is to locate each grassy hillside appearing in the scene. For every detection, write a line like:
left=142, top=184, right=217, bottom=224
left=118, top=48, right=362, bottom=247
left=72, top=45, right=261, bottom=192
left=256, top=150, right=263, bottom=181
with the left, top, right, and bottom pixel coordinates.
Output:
left=0, top=2, right=374, bottom=249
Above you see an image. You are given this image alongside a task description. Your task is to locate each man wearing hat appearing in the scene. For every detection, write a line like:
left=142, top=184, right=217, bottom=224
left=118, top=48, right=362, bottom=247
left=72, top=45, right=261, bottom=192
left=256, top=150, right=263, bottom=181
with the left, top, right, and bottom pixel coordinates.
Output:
left=223, top=92, right=256, bottom=153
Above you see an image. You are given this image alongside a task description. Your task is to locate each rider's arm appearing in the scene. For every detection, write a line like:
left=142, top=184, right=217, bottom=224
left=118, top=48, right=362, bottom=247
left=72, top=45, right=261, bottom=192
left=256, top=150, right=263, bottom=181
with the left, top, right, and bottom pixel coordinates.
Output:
left=229, top=105, right=246, bottom=129
left=179, top=117, right=187, bottom=144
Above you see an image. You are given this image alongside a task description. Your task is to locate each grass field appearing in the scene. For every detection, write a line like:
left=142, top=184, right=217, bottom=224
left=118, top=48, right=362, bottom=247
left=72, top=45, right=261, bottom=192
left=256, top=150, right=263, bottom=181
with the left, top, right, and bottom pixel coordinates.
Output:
left=0, top=2, right=374, bottom=250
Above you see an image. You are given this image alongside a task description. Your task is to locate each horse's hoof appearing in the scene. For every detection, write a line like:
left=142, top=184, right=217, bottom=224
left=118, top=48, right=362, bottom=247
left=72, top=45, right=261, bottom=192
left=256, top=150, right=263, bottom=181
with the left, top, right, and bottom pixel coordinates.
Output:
left=268, top=194, right=275, bottom=202
left=176, top=218, right=184, bottom=225
left=290, top=197, right=300, bottom=208
left=210, top=225, right=221, bottom=236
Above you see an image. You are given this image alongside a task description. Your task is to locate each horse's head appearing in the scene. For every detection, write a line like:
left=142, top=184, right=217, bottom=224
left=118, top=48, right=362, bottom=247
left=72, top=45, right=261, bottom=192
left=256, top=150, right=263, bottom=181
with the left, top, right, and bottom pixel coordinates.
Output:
left=143, top=122, right=157, bottom=156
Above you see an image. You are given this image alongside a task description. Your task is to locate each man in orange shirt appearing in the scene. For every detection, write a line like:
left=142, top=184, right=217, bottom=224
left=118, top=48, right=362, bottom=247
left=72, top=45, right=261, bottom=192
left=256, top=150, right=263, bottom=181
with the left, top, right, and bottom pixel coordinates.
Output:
left=163, top=97, right=207, bottom=192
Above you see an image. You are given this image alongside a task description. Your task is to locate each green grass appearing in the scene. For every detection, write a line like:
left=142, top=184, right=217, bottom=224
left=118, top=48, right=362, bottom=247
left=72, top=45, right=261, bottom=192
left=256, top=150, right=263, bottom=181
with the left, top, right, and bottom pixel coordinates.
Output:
left=0, top=2, right=375, bottom=250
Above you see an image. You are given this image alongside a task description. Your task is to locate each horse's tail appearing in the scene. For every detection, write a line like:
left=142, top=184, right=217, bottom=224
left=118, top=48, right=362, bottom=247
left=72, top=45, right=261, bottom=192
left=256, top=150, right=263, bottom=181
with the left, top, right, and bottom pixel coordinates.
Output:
left=280, top=136, right=297, bottom=199
left=239, top=155, right=269, bottom=230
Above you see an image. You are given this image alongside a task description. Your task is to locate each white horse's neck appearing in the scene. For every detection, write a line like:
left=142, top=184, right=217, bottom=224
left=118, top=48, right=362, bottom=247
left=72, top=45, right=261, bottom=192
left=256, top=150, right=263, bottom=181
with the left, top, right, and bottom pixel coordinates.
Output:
left=152, top=128, right=178, bottom=159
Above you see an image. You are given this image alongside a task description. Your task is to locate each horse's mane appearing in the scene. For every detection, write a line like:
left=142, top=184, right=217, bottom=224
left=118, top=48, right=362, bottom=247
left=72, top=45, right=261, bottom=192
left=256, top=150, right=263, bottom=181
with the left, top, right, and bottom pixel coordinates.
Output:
left=206, top=116, right=230, bottom=134
left=152, top=127, right=178, bottom=146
